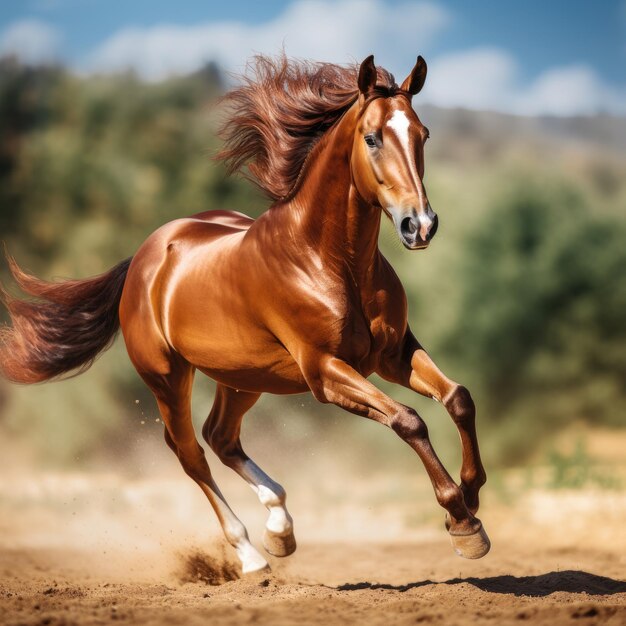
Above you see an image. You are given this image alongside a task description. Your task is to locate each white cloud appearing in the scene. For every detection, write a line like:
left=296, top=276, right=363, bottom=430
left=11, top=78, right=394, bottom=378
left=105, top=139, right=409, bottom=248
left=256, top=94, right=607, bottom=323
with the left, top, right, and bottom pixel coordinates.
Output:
left=521, top=66, right=626, bottom=116
left=422, top=47, right=517, bottom=111
left=84, top=0, right=450, bottom=81
left=0, top=19, right=61, bottom=64
left=5, top=4, right=621, bottom=117
left=422, top=47, right=626, bottom=116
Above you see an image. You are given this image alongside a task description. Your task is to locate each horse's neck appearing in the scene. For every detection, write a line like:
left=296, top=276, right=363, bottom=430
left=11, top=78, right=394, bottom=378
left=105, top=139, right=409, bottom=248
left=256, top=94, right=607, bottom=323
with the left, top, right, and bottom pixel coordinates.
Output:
left=284, top=106, right=381, bottom=277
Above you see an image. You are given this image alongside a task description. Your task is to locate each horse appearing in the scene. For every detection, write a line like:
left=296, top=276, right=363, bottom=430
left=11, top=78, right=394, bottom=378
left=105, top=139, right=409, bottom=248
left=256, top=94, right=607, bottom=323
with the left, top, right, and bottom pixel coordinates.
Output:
left=0, top=54, right=489, bottom=574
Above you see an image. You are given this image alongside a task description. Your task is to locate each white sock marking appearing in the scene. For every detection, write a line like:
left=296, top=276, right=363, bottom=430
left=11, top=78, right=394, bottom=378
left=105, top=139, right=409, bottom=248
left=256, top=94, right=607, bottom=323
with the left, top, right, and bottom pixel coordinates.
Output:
left=239, top=460, right=293, bottom=537
left=237, top=543, right=269, bottom=574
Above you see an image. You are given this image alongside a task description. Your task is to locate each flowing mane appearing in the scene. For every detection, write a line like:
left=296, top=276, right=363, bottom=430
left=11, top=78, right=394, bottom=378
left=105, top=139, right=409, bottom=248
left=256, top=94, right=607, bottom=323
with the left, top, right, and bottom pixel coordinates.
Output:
left=217, top=54, right=399, bottom=201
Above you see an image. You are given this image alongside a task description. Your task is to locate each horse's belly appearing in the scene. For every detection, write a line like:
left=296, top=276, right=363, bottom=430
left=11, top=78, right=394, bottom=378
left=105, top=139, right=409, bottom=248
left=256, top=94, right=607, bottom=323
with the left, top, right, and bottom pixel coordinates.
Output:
left=182, top=327, right=306, bottom=393
left=198, top=356, right=309, bottom=395
left=170, top=298, right=307, bottom=394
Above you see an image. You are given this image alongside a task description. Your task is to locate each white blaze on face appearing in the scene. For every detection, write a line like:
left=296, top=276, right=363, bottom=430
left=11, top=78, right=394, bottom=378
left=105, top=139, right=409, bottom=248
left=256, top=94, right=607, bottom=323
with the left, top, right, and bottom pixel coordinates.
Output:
left=386, top=109, right=411, bottom=160
left=385, top=109, right=433, bottom=240
left=384, top=109, right=412, bottom=227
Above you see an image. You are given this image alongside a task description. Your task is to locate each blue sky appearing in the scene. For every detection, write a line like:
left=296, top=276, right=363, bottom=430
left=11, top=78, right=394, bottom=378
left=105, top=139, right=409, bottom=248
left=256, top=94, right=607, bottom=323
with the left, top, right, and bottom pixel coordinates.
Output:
left=1, top=0, right=625, bottom=115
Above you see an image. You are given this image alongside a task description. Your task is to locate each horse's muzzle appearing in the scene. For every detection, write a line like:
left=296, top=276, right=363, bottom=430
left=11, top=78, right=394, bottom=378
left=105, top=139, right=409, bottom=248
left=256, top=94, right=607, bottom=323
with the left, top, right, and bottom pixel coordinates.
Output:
left=399, top=213, right=438, bottom=249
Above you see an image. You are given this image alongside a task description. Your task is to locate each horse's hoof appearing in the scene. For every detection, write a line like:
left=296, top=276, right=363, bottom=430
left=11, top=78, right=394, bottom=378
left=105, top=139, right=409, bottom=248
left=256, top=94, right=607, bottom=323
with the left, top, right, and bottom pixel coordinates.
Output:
left=263, top=528, right=297, bottom=557
left=449, top=523, right=491, bottom=559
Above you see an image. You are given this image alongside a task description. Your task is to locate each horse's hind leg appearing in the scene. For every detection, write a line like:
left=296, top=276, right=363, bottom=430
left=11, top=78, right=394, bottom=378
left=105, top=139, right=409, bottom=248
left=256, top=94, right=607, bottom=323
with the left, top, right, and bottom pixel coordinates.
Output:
left=146, top=364, right=269, bottom=574
left=203, top=384, right=296, bottom=557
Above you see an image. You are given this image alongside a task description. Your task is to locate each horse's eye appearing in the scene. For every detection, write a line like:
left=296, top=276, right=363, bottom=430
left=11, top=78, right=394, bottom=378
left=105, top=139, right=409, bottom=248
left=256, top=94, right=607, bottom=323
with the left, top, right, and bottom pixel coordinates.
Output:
left=364, top=134, right=378, bottom=148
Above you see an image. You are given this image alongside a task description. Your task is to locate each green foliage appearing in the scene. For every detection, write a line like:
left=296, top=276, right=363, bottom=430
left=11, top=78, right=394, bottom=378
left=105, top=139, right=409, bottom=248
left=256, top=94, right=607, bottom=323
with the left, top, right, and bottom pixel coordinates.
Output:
left=0, top=60, right=264, bottom=275
left=546, top=439, right=620, bottom=490
left=441, top=181, right=626, bottom=464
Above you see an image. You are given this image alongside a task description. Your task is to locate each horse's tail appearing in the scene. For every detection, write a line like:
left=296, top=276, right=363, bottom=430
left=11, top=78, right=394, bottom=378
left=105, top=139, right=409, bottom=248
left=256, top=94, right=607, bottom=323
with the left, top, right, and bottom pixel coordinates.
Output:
left=0, top=254, right=132, bottom=384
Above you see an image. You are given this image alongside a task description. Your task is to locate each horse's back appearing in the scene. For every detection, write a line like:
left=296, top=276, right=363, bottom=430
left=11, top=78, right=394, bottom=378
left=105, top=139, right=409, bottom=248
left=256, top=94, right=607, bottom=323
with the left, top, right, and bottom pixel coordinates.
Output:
left=124, top=210, right=251, bottom=282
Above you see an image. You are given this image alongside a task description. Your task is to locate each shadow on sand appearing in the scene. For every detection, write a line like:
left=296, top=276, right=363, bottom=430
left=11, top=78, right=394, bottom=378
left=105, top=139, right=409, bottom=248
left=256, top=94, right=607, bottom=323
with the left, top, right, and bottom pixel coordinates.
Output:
left=336, top=570, right=626, bottom=597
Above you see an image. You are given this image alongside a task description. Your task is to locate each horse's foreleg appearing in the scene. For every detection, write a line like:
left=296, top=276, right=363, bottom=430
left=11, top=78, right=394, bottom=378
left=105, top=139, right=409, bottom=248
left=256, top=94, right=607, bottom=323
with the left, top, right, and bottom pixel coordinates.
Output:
left=410, top=349, right=486, bottom=516
left=203, top=384, right=296, bottom=558
left=307, top=355, right=490, bottom=559
left=146, top=366, right=269, bottom=574
left=379, top=331, right=486, bottom=515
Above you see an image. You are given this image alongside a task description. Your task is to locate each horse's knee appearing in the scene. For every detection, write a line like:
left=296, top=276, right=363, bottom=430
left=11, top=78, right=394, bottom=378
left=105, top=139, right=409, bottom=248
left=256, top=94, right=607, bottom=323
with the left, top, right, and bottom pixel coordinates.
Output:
left=390, top=407, right=428, bottom=441
left=436, top=484, right=465, bottom=511
left=462, top=467, right=487, bottom=491
left=445, top=385, right=475, bottom=426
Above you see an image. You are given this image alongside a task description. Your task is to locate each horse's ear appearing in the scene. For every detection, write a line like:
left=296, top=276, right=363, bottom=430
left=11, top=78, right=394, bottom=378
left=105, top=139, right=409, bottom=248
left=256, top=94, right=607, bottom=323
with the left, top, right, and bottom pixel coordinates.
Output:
left=358, top=54, right=377, bottom=96
left=401, top=55, right=427, bottom=97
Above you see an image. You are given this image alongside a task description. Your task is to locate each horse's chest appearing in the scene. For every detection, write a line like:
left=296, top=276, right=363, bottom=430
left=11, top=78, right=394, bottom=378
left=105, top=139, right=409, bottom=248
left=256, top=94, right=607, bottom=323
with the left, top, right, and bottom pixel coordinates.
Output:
left=344, top=289, right=403, bottom=366
left=369, top=314, right=401, bottom=353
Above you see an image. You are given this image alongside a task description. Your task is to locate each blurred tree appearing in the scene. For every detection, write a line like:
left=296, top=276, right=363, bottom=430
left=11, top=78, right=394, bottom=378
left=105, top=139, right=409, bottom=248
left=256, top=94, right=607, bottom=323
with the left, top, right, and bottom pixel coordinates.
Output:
left=442, top=182, right=626, bottom=463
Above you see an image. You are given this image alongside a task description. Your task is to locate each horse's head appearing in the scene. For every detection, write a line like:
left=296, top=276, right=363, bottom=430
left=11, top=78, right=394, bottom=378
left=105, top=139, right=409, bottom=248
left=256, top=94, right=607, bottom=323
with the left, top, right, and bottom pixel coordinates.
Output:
left=351, top=55, right=437, bottom=250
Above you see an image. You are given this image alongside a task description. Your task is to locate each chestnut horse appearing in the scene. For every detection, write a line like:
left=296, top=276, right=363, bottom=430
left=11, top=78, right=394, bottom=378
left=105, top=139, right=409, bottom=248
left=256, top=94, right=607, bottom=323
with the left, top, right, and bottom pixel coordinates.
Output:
left=0, top=54, right=489, bottom=573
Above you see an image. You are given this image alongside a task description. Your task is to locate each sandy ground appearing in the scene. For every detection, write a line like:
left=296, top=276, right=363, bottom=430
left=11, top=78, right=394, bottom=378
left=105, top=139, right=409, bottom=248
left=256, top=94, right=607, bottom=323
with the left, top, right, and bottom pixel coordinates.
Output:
left=1, top=540, right=625, bottom=626
left=0, top=463, right=624, bottom=626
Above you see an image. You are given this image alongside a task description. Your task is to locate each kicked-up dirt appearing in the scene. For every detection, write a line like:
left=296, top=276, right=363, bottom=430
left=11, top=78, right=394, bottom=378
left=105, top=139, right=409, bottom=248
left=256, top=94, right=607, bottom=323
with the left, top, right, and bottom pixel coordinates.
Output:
left=0, top=466, right=624, bottom=625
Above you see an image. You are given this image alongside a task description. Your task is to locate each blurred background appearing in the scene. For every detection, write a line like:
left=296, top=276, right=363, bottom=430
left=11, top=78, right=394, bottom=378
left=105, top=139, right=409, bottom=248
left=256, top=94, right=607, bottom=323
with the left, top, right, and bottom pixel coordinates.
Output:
left=0, top=0, right=624, bottom=554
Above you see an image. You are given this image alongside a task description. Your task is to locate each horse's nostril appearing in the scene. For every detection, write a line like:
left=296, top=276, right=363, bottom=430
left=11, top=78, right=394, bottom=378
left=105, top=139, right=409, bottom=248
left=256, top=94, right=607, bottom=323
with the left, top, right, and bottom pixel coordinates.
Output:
left=426, top=214, right=439, bottom=241
left=401, top=217, right=417, bottom=235
left=426, top=215, right=439, bottom=241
